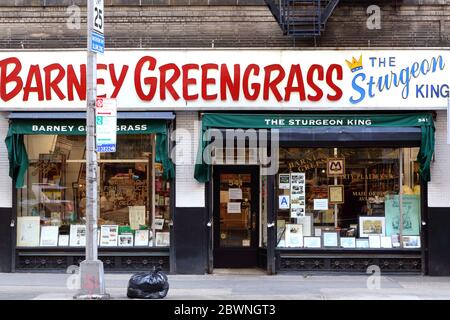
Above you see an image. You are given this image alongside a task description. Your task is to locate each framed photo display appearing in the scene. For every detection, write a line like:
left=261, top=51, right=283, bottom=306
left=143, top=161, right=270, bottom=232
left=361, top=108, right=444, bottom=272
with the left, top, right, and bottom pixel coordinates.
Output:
left=328, top=185, right=344, bottom=204
left=290, top=173, right=306, bottom=218
left=340, top=237, right=356, bottom=248
left=303, top=236, right=321, bottom=248
left=322, top=231, right=339, bottom=247
left=40, top=226, right=59, bottom=247
left=69, top=224, right=86, bottom=247
left=100, top=225, right=119, bottom=247
left=359, top=216, right=386, bottom=238
left=285, top=224, right=303, bottom=247
left=118, top=234, right=134, bottom=247
left=17, top=216, right=40, bottom=247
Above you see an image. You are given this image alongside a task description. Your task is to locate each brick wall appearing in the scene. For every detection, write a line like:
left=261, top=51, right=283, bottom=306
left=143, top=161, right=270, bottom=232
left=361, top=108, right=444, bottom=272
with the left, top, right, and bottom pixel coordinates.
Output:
left=0, top=1, right=449, bottom=48
left=428, top=110, right=450, bottom=208
left=174, top=112, right=205, bottom=207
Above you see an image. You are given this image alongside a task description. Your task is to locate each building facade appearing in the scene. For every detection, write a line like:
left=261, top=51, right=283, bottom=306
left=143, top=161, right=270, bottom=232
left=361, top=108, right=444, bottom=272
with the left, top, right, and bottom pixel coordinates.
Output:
left=0, top=1, right=450, bottom=276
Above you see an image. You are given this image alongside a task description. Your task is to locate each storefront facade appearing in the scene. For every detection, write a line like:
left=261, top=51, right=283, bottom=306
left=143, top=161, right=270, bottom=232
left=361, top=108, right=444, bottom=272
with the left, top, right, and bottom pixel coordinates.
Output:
left=0, top=49, right=449, bottom=275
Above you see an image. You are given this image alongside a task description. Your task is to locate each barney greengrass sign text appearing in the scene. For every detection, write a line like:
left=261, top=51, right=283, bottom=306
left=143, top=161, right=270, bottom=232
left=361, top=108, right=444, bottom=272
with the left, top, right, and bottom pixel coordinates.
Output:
left=95, top=97, right=117, bottom=153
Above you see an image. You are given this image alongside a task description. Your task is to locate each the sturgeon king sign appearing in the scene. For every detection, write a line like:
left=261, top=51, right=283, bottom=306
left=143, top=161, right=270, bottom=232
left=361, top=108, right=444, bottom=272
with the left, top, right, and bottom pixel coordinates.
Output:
left=0, top=49, right=449, bottom=110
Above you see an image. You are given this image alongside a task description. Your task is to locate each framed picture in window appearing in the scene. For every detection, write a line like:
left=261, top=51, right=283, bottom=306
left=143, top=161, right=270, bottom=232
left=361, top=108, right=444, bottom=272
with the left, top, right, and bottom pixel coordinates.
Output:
left=340, top=237, right=356, bottom=248
left=322, top=231, right=339, bottom=247
left=118, top=234, right=134, bottom=247
left=356, top=238, right=370, bottom=248
left=303, top=236, right=321, bottom=248
left=359, top=216, right=386, bottom=238
left=328, top=185, right=344, bottom=204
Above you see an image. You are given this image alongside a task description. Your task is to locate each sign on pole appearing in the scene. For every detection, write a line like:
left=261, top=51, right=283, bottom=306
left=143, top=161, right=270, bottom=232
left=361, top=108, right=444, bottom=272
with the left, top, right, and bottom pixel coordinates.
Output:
left=89, top=0, right=104, bottom=54
left=96, top=97, right=117, bottom=153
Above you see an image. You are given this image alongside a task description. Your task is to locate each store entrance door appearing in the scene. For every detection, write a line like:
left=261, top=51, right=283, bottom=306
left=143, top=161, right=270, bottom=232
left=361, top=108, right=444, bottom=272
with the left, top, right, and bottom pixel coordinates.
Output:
left=213, top=166, right=260, bottom=268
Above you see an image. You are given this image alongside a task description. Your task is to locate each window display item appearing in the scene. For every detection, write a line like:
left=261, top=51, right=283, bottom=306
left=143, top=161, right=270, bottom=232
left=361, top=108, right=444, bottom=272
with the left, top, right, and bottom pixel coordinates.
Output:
left=359, top=216, right=386, bottom=238
left=391, top=235, right=401, bottom=248
left=385, top=195, right=421, bottom=236
left=155, top=232, right=170, bottom=247
left=303, top=236, right=321, bottom=248
left=118, top=234, right=134, bottom=247
left=100, top=225, right=119, bottom=247
left=129, top=206, right=146, bottom=230
left=285, top=224, right=303, bottom=247
left=152, top=218, right=165, bottom=230
left=314, top=199, right=329, bottom=211
left=328, top=185, right=344, bottom=204
left=297, top=214, right=313, bottom=237
left=279, top=195, right=290, bottom=210
left=228, top=188, right=243, bottom=200
left=356, top=238, right=370, bottom=248
left=58, top=234, right=69, bottom=246
left=402, top=235, right=421, bottom=248
left=290, top=173, right=305, bottom=218
left=340, top=237, right=356, bottom=248
left=17, top=216, right=40, bottom=247
left=368, top=235, right=382, bottom=248
left=134, top=230, right=149, bottom=246
left=380, top=236, right=393, bottom=248
left=40, top=226, right=59, bottom=247
left=278, top=174, right=290, bottom=189
left=69, top=224, right=86, bottom=247
left=327, top=157, right=345, bottom=176
left=323, top=232, right=339, bottom=247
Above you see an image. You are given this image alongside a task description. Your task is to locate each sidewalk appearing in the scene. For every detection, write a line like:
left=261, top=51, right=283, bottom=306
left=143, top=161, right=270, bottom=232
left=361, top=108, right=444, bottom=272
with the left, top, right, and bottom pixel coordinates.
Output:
left=1, top=270, right=450, bottom=300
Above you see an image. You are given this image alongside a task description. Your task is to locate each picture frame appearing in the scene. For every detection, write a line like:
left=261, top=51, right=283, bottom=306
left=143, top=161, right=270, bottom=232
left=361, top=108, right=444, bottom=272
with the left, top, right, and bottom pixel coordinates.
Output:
left=356, top=238, right=370, bottom=248
left=17, top=216, right=41, bottom=247
left=381, top=236, right=393, bottom=249
left=340, top=237, right=356, bottom=248
left=327, top=157, right=345, bottom=177
left=359, top=216, right=386, bottom=238
left=303, top=236, right=321, bottom=248
left=368, top=235, right=382, bottom=248
left=296, top=213, right=313, bottom=237
left=118, top=234, right=134, bottom=247
left=278, top=173, right=291, bottom=190
left=58, top=234, right=69, bottom=247
left=134, top=229, right=149, bottom=246
left=285, top=224, right=303, bottom=248
left=322, top=231, right=339, bottom=247
left=100, top=225, right=119, bottom=247
left=402, top=235, right=421, bottom=248
left=69, top=224, right=86, bottom=247
left=40, top=226, right=59, bottom=247
left=328, top=185, right=344, bottom=204
left=155, top=232, right=170, bottom=247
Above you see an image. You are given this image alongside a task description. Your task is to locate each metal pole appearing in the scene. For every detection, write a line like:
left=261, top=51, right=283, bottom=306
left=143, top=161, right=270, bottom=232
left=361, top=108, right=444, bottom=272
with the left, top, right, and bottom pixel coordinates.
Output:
left=399, top=148, right=404, bottom=248
left=334, top=148, right=338, bottom=228
left=75, top=0, right=108, bottom=299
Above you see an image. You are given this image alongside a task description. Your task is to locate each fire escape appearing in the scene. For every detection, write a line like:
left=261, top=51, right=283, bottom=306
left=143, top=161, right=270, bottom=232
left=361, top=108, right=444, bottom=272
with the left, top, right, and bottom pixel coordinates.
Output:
left=266, top=0, right=340, bottom=38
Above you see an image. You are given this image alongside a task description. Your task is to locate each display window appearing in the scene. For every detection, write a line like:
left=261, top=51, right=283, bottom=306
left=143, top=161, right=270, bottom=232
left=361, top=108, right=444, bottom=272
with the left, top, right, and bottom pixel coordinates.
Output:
left=16, top=134, right=171, bottom=248
left=276, top=147, right=421, bottom=249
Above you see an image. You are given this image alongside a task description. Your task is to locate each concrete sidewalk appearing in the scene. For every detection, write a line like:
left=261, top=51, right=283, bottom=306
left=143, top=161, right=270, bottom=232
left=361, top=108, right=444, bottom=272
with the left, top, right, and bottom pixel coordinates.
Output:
left=1, top=270, right=450, bottom=300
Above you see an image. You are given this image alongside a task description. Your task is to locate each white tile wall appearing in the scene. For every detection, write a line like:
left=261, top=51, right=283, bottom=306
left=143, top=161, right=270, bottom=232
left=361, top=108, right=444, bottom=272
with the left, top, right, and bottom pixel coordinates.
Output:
left=175, top=112, right=205, bottom=208
left=0, top=113, right=12, bottom=208
left=428, top=110, right=450, bottom=208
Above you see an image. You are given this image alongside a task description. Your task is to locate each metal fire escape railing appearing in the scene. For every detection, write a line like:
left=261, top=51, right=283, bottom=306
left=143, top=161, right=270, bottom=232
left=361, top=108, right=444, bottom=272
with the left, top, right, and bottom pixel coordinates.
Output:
left=266, top=0, right=340, bottom=38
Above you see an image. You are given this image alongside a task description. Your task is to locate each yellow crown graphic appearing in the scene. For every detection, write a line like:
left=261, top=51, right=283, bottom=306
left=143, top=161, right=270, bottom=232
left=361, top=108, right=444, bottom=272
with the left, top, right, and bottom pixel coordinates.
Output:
left=345, top=55, right=363, bottom=73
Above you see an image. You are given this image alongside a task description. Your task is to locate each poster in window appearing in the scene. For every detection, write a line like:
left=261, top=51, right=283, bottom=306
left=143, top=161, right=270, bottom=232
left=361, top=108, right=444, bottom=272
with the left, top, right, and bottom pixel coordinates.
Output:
left=58, top=234, right=69, bottom=247
left=40, top=226, right=59, bottom=247
left=228, top=188, right=243, bottom=200
left=323, top=232, right=339, bottom=247
left=340, top=237, right=356, bottom=248
left=303, top=236, right=321, bottom=248
left=285, top=224, right=303, bottom=247
left=227, top=202, right=241, bottom=214
left=359, top=216, right=386, bottom=238
left=385, top=195, right=420, bottom=236
left=100, top=225, right=119, bottom=247
left=290, top=173, right=305, bottom=218
left=152, top=218, right=165, bottom=230
left=278, top=174, right=290, bottom=190
left=17, top=216, right=40, bottom=247
left=129, top=206, right=146, bottom=230
left=69, top=224, right=86, bottom=247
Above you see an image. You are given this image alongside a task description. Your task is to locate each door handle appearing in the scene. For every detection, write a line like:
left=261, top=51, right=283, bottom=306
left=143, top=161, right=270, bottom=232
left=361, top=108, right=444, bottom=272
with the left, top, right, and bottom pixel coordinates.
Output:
left=267, top=222, right=275, bottom=228
left=10, top=219, right=15, bottom=228
left=207, top=220, right=212, bottom=227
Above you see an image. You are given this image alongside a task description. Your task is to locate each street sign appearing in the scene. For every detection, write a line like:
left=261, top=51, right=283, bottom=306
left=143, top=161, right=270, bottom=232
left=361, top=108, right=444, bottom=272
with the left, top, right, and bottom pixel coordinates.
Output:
left=90, top=31, right=104, bottom=54
left=95, top=97, right=117, bottom=153
left=92, top=0, right=104, bottom=35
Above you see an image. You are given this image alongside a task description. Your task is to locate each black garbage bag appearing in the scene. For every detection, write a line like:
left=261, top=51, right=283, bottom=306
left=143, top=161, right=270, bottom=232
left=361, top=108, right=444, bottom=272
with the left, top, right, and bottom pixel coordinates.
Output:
left=127, top=267, right=169, bottom=299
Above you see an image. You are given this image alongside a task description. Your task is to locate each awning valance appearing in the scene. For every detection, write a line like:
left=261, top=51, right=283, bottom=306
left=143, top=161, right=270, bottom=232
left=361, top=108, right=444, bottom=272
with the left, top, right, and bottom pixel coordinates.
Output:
left=194, top=113, right=435, bottom=183
left=5, top=115, right=174, bottom=188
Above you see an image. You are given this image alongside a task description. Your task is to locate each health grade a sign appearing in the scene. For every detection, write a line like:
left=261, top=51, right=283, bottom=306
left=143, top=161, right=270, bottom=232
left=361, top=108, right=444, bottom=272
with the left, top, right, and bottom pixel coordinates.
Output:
left=1, top=49, right=450, bottom=110
left=95, top=97, right=117, bottom=153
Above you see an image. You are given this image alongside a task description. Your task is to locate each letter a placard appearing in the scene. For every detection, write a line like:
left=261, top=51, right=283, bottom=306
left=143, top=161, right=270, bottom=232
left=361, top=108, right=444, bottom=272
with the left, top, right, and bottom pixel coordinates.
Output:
left=327, top=158, right=345, bottom=177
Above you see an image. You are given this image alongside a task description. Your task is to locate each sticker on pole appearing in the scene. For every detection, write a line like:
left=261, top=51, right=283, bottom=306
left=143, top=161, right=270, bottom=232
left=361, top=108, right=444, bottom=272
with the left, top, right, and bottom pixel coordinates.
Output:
left=96, top=97, right=117, bottom=153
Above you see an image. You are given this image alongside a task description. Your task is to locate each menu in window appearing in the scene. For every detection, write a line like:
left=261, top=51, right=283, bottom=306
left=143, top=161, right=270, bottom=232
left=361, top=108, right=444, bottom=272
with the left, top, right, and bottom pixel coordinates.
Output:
left=129, top=206, right=146, bottom=230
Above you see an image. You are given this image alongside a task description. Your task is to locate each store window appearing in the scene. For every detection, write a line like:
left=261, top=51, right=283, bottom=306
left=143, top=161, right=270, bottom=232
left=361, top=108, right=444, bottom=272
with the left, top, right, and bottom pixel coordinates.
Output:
left=276, top=147, right=421, bottom=249
left=16, top=134, right=171, bottom=248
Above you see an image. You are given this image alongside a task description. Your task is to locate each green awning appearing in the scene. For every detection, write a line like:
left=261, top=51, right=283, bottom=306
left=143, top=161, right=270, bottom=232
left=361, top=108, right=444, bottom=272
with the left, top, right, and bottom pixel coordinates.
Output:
left=194, top=113, right=435, bottom=183
left=6, top=119, right=174, bottom=188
